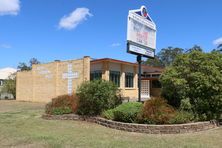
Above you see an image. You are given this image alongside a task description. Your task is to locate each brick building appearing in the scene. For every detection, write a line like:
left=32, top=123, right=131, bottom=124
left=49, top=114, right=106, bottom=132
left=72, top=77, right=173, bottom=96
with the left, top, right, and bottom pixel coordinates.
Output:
left=16, top=56, right=163, bottom=102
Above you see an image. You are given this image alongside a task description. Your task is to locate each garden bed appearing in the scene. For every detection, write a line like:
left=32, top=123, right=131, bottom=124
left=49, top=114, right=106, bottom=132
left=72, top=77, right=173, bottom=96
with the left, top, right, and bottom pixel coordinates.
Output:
left=42, top=114, right=219, bottom=134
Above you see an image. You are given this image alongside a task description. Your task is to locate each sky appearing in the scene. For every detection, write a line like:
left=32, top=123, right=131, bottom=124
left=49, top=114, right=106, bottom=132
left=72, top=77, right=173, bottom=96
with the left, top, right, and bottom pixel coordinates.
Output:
left=0, top=0, right=222, bottom=69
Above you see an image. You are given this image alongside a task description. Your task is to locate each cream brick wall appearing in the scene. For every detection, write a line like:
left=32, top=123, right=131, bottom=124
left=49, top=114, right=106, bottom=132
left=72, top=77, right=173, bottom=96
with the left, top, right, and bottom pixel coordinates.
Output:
left=16, top=57, right=90, bottom=103
left=91, top=61, right=139, bottom=100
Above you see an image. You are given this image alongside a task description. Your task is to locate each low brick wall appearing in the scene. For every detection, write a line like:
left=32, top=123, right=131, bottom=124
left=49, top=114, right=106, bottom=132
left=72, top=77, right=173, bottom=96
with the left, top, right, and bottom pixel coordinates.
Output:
left=42, top=114, right=219, bottom=134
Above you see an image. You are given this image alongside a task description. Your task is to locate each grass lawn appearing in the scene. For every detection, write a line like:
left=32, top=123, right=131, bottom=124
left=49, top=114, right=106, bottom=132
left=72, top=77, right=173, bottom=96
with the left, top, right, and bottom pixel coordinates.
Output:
left=0, top=101, right=222, bottom=148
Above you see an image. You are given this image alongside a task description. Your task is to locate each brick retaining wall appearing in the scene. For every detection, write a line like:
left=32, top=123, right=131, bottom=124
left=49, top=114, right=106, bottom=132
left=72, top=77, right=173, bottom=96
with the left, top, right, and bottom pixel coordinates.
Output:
left=42, top=114, right=219, bottom=134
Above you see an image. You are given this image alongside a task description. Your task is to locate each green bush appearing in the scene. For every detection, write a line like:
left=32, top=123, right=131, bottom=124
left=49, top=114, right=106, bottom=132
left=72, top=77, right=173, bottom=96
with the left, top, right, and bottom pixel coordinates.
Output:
left=112, top=102, right=142, bottom=123
left=169, top=111, right=195, bottom=124
left=77, top=80, right=122, bottom=116
left=101, top=109, right=115, bottom=120
left=45, top=94, right=79, bottom=115
left=52, top=107, right=72, bottom=115
left=160, top=51, right=222, bottom=120
left=180, top=98, right=192, bottom=112
left=142, top=97, right=175, bottom=124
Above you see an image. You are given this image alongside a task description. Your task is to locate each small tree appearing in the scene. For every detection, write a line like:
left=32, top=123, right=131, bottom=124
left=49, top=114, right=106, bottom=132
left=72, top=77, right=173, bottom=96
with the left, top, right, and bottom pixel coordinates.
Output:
left=76, top=80, right=122, bottom=116
left=160, top=50, right=222, bottom=120
left=2, top=73, right=16, bottom=98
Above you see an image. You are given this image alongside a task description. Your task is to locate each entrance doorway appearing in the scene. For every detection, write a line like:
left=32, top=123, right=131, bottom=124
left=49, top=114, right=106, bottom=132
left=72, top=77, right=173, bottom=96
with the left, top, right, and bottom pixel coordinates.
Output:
left=141, top=80, right=150, bottom=101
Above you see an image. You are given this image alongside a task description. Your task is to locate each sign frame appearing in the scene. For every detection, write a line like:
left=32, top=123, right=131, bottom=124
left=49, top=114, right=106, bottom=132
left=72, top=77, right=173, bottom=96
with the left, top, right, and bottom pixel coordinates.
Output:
left=127, top=6, right=156, bottom=59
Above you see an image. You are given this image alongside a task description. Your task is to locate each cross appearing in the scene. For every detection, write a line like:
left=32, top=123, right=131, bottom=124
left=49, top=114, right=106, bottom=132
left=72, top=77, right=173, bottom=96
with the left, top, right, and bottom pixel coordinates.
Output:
left=62, top=64, right=79, bottom=95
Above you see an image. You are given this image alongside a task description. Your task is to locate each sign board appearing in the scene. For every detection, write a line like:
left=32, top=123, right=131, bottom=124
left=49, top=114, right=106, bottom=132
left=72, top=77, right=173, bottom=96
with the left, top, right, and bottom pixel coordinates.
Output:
left=127, top=6, right=156, bottom=58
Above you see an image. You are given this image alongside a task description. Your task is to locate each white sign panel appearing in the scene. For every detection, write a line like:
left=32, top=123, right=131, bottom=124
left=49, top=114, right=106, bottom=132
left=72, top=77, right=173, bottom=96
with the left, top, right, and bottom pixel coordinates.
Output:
left=128, top=44, right=154, bottom=58
left=127, top=6, right=156, bottom=58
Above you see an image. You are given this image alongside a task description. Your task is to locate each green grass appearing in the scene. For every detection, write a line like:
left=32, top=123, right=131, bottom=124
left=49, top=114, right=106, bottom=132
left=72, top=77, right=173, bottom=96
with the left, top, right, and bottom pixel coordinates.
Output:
left=0, top=100, right=222, bottom=148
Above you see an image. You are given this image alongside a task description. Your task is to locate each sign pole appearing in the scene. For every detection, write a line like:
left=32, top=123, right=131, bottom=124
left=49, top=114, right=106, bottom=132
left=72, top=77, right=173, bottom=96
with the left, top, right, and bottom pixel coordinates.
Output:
left=137, top=55, right=142, bottom=102
left=127, top=6, right=156, bottom=102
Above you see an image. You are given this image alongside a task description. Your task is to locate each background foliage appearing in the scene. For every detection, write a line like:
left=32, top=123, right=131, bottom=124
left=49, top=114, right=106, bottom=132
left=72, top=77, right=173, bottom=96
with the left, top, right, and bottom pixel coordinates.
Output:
left=1, top=73, right=16, bottom=98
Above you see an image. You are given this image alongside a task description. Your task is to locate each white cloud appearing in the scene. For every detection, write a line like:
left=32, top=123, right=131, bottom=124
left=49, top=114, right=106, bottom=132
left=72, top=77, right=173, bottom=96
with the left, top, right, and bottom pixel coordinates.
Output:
left=213, top=37, right=222, bottom=46
left=0, top=44, right=12, bottom=49
left=0, top=0, right=20, bottom=16
left=59, top=8, right=92, bottom=30
left=111, top=43, right=121, bottom=47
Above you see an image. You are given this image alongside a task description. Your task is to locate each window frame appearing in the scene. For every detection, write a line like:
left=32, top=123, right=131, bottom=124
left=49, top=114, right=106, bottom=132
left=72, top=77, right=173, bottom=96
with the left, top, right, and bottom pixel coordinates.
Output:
left=90, top=70, right=102, bottom=81
left=125, top=72, right=134, bottom=88
left=109, top=71, right=120, bottom=87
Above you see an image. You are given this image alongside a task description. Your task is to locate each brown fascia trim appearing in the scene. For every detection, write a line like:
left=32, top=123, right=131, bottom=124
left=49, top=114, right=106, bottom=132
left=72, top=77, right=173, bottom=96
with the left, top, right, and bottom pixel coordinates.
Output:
left=141, top=77, right=160, bottom=80
left=91, top=58, right=164, bottom=71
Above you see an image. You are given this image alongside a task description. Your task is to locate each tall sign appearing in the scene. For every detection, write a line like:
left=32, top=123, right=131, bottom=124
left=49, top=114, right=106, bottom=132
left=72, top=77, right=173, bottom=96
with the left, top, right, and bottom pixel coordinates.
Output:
left=127, top=6, right=156, bottom=58
left=127, top=6, right=157, bottom=102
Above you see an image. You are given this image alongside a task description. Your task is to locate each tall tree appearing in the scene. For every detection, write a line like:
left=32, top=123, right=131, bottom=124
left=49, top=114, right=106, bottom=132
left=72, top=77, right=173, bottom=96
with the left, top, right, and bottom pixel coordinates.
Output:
left=144, top=47, right=184, bottom=67
left=29, top=58, right=40, bottom=67
left=217, top=44, right=222, bottom=51
left=185, top=45, right=203, bottom=53
left=144, top=56, right=164, bottom=67
left=158, top=47, right=184, bottom=67
left=17, top=63, right=31, bottom=71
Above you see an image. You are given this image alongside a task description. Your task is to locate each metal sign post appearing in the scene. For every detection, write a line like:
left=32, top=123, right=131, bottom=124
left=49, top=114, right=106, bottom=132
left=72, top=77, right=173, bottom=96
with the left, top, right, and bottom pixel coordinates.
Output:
left=137, top=55, right=142, bottom=102
left=127, top=6, right=156, bottom=102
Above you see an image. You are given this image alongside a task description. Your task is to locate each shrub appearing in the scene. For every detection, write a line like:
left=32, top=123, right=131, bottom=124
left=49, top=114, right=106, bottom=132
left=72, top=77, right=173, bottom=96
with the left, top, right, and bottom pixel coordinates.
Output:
left=169, top=111, right=195, bottom=124
left=142, top=97, right=175, bottom=124
left=51, top=107, right=72, bottom=115
left=179, top=98, right=192, bottom=112
left=101, top=109, right=115, bottom=120
left=160, top=51, right=222, bottom=120
left=45, top=94, right=79, bottom=115
left=112, top=102, right=143, bottom=123
left=77, top=80, right=122, bottom=116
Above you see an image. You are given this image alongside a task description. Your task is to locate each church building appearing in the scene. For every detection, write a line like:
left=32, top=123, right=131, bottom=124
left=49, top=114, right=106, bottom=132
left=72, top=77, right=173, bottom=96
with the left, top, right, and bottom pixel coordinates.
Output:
left=16, top=56, right=163, bottom=102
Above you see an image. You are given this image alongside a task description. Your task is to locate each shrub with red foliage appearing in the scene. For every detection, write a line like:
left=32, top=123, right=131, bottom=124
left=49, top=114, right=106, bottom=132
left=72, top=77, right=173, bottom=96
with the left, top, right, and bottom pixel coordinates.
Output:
left=142, top=97, right=175, bottom=124
left=45, top=94, right=79, bottom=115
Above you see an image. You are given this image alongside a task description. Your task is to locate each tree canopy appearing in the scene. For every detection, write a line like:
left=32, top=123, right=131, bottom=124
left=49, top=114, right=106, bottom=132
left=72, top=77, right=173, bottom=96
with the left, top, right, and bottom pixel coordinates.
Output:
left=145, top=45, right=205, bottom=67
left=145, top=47, right=184, bottom=67
left=17, top=58, right=40, bottom=71
left=160, top=50, right=222, bottom=120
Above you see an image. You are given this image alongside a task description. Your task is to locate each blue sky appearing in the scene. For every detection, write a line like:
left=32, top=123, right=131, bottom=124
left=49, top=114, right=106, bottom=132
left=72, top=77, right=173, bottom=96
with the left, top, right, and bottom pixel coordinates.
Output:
left=0, top=0, right=222, bottom=68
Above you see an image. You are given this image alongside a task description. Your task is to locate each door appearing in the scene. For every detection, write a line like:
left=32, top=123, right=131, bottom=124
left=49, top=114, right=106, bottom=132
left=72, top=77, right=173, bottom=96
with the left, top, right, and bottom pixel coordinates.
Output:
left=141, top=80, right=150, bottom=101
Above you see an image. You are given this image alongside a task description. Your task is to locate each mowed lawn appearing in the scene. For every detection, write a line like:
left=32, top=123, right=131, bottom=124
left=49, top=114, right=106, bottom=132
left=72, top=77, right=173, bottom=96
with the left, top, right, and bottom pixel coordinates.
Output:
left=0, top=101, right=222, bottom=148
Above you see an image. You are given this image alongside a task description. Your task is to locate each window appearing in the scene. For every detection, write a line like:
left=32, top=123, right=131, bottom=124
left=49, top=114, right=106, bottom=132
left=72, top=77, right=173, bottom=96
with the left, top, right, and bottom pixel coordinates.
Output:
left=90, top=71, right=102, bottom=81
left=151, top=80, right=161, bottom=88
left=109, top=71, right=120, bottom=87
left=125, top=72, right=134, bottom=88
